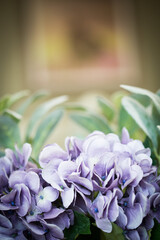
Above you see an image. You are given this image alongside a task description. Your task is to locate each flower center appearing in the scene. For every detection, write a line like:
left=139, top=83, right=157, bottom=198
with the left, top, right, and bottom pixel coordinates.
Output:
left=60, top=185, right=64, bottom=190
left=39, top=195, right=44, bottom=200
left=44, top=229, right=49, bottom=234
left=11, top=201, right=15, bottom=206
left=30, top=210, right=34, bottom=216
left=101, top=175, right=106, bottom=181
left=123, top=201, right=127, bottom=207
left=94, top=207, right=99, bottom=213
left=122, top=179, right=126, bottom=185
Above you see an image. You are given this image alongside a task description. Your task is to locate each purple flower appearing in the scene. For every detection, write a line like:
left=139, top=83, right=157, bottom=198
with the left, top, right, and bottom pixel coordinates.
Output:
left=36, top=186, right=59, bottom=212
left=124, top=226, right=149, bottom=240
left=0, top=156, right=12, bottom=191
left=149, top=192, right=160, bottom=222
left=9, top=170, right=40, bottom=194
left=117, top=188, right=149, bottom=230
left=0, top=183, right=31, bottom=216
left=0, top=213, right=27, bottom=240
left=5, top=143, right=32, bottom=170
left=39, top=144, right=69, bottom=168
left=88, top=188, right=122, bottom=233
left=65, top=136, right=83, bottom=159
left=42, top=162, right=75, bottom=208
left=22, top=206, right=74, bottom=239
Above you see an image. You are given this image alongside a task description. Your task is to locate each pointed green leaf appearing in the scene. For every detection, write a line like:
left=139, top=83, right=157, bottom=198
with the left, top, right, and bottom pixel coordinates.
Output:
left=0, top=95, right=10, bottom=112
left=4, top=109, right=22, bottom=122
left=156, top=89, right=160, bottom=97
left=119, top=106, right=145, bottom=141
left=64, top=104, right=87, bottom=111
left=70, top=113, right=112, bottom=134
left=26, top=95, right=68, bottom=140
left=32, top=109, right=63, bottom=159
left=97, top=96, right=115, bottom=121
left=7, top=90, right=30, bottom=108
left=111, top=91, right=127, bottom=109
left=64, top=211, right=91, bottom=240
left=150, top=219, right=160, bottom=240
left=121, top=85, right=160, bottom=114
left=0, top=115, right=21, bottom=150
left=122, top=96, right=158, bottom=148
left=17, top=90, right=49, bottom=115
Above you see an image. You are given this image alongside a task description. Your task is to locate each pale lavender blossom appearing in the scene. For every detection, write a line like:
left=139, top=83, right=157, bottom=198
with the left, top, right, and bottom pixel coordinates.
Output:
left=5, top=143, right=32, bottom=170
left=0, top=127, right=158, bottom=239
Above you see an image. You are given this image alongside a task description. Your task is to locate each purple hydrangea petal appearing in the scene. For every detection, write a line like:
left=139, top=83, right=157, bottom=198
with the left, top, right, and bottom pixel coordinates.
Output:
left=67, top=174, right=93, bottom=192
left=22, top=143, right=32, bottom=167
left=96, top=217, right=112, bottom=233
left=17, top=194, right=31, bottom=216
left=115, top=206, right=127, bottom=229
left=0, top=214, right=12, bottom=229
left=135, top=192, right=149, bottom=216
left=108, top=196, right=119, bottom=222
left=121, top=127, right=130, bottom=144
left=61, top=186, right=74, bottom=208
left=9, top=170, right=26, bottom=188
left=37, top=198, right=52, bottom=212
left=82, top=132, right=110, bottom=157
left=44, top=207, right=65, bottom=220
left=42, top=165, right=68, bottom=191
left=43, top=186, right=59, bottom=202
left=126, top=230, right=140, bottom=240
left=24, top=171, right=40, bottom=194
left=126, top=203, right=143, bottom=229
left=0, top=156, right=12, bottom=177
left=58, top=161, right=77, bottom=179
left=39, top=144, right=68, bottom=168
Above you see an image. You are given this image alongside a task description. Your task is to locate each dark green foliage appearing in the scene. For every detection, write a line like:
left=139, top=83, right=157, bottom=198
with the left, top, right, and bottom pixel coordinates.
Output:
left=64, top=211, right=91, bottom=240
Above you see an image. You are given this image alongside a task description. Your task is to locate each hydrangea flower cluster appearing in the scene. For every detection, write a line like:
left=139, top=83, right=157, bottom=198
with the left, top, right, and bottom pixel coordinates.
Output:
left=0, top=128, right=160, bottom=239
left=0, top=144, right=73, bottom=239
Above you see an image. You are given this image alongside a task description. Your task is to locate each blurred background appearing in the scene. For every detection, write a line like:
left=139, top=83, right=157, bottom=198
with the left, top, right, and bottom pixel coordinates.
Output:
left=0, top=0, right=160, bottom=97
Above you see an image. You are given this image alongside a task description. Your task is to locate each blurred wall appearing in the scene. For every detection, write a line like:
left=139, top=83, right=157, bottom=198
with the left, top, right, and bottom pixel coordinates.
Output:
left=0, top=0, right=160, bottom=96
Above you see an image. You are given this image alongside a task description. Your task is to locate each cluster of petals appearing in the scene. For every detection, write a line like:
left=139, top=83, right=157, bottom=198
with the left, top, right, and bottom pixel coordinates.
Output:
left=0, top=128, right=159, bottom=240
left=39, top=128, right=158, bottom=240
left=0, top=143, right=73, bottom=240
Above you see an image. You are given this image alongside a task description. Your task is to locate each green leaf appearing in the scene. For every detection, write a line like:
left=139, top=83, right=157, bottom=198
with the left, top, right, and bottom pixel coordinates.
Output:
left=119, top=106, right=145, bottom=141
left=130, top=93, right=151, bottom=107
left=97, top=96, right=115, bottom=121
left=121, top=85, right=160, bottom=114
left=64, top=211, right=91, bottom=240
left=32, top=109, right=63, bottom=159
left=64, top=104, right=87, bottom=111
left=101, top=223, right=125, bottom=240
left=17, top=90, right=49, bottom=115
left=0, top=95, right=10, bottom=112
left=111, top=91, right=127, bottom=110
left=0, top=115, right=21, bottom=150
left=8, top=90, right=30, bottom=108
left=156, top=89, right=160, bottom=97
left=4, top=109, right=22, bottom=122
left=0, top=90, right=29, bottom=113
left=122, top=96, right=158, bottom=148
left=25, top=95, right=68, bottom=140
left=150, top=219, right=160, bottom=240
left=70, top=113, right=112, bottom=134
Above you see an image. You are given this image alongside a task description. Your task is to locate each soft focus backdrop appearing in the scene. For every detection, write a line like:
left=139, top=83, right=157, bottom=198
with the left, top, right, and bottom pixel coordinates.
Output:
left=0, top=0, right=160, bottom=96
